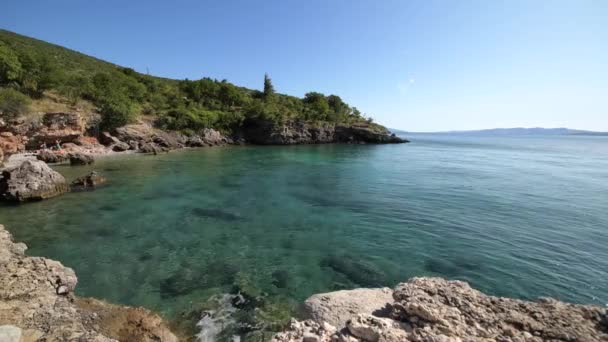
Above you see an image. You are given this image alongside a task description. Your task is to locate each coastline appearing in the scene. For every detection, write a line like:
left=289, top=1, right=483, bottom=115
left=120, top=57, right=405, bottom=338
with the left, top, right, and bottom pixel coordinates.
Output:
left=1, top=221, right=606, bottom=341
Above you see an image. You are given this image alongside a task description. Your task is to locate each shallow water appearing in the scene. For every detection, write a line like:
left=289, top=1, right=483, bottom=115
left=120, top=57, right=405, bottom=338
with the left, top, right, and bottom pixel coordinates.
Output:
left=1, top=135, right=607, bottom=329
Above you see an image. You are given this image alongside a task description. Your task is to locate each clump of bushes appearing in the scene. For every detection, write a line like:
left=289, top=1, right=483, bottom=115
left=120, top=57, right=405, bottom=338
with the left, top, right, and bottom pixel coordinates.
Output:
left=0, top=87, right=30, bottom=120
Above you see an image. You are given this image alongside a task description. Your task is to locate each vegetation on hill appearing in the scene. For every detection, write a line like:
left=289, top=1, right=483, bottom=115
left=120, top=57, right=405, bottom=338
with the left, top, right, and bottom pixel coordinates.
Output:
left=0, top=29, right=376, bottom=133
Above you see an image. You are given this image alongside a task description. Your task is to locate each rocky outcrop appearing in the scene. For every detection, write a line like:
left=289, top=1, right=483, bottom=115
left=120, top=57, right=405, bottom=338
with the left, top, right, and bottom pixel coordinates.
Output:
left=241, top=120, right=408, bottom=145
left=71, top=171, right=107, bottom=190
left=0, top=224, right=178, bottom=341
left=0, top=160, right=69, bottom=202
left=274, top=277, right=608, bottom=342
left=27, top=112, right=86, bottom=148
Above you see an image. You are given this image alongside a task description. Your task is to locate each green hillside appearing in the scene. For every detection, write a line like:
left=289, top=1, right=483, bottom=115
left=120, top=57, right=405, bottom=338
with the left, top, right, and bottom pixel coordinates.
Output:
left=0, top=29, right=374, bottom=133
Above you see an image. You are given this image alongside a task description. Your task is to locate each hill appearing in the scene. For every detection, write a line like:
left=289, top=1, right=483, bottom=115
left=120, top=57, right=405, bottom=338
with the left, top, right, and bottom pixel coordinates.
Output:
left=0, top=29, right=385, bottom=134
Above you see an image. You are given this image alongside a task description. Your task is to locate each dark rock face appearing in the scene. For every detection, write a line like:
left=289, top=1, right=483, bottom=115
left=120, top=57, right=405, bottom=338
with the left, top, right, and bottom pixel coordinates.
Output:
left=36, top=150, right=67, bottom=164
left=0, top=160, right=69, bottom=202
left=241, top=120, right=408, bottom=145
left=99, top=131, right=120, bottom=146
left=70, top=171, right=107, bottom=190
left=69, top=153, right=94, bottom=165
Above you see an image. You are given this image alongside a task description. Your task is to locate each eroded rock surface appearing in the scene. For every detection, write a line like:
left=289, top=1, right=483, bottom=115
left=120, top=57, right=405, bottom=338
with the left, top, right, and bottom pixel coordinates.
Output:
left=274, top=277, right=608, bottom=342
left=0, top=160, right=68, bottom=202
left=0, top=224, right=177, bottom=342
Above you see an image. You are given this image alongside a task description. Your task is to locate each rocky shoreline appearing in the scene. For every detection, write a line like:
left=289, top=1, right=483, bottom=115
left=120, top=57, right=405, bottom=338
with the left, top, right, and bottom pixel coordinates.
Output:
left=275, top=278, right=608, bottom=342
left=0, top=223, right=178, bottom=341
left=0, top=112, right=408, bottom=169
left=1, top=220, right=606, bottom=341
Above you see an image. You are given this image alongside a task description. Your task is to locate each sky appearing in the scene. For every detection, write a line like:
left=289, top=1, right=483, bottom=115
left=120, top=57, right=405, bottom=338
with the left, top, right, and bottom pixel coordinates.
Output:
left=2, top=0, right=607, bottom=131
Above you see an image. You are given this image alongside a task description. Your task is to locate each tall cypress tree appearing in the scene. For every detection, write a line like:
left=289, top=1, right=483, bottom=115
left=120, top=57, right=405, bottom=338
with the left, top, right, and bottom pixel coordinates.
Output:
left=263, top=73, right=275, bottom=100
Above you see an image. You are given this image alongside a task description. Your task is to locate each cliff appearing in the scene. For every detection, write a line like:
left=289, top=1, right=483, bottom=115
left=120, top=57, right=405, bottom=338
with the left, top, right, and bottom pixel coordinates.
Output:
left=241, top=120, right=407, bottom=145
left=0, top=224, right=178, bottom=341
left=274, top=277, right=608, bottom=342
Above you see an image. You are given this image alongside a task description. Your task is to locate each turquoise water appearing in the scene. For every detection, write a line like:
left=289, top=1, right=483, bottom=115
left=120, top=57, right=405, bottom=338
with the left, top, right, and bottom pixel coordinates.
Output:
left=1, top=135, right=607, bottom=329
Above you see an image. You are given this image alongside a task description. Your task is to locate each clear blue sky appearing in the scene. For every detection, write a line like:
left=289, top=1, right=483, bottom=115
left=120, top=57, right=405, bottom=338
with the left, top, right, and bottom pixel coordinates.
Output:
left=2, top=0, right=607, bottom=131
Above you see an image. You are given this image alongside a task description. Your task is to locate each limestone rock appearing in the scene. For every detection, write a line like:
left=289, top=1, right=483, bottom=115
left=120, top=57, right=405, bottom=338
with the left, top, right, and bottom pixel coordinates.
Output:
left=0, top=223, right=178, bottom=342
left=0, top=325, right=21, bottom=342
left=0, top=160, right=68, bottom=202
left=69, top=152, right=94, bottom=165
left=28, top=112, right=85, bottom=148
left=275, top=277, right=608, bottom=342
left=305, top=287, right=393, bottom=328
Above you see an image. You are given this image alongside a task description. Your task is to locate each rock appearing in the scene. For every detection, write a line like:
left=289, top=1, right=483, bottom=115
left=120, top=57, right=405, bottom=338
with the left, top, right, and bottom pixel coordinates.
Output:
left=71, top=171, right=107, bottom=190
left=186, top=136, right=206, bottom=147
left=0, top=160, right=69, bottom=202
left=69, top=152, right=94, bottom=165
left=0, top=133, right=27, bottom=158
left=0, top=325, right=21, bottom=342
left=128, top=140, right=139, bottom=150
left=242, top=120, right=408, bottom=145
left=28, top=112, right=86, bottom=148
left=201, top=128, right=229, bottom=145
left=305, top=287, right=393, bottom=328
left=0, top=223, right=178, bottom=341
left=36, top=150, right=67, bottom=164
left=346, top=314, right=393, bottom=342
left=112, top=141, right=130, bottom=152
left=138, top=142, right=159, bottom=154
left=99, top=131, right=120, bottom=146
left=74, top=135, right=101, bottom=147
left=275, top=277, right=608, bottom=342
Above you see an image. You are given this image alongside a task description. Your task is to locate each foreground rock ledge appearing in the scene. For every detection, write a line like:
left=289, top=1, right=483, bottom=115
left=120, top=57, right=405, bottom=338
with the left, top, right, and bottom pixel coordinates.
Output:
left=275, top=278, right=608, bottom=342
left=0, top=224, right=177, bottom=342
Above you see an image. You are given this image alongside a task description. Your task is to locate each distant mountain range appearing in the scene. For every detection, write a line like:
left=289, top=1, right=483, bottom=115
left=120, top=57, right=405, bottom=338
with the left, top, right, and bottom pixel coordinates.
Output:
left=391, top=127, right=608, bottom=136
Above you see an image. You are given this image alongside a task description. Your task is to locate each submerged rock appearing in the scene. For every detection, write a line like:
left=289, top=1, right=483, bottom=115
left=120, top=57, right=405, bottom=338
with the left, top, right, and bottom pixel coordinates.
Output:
left=71, top=171, right=107, bottom=190
left=0, top=160, right=69, bottom=202
left=274, top=277, right=608, bottom=342
left=0, top=223, right=178, bottom=341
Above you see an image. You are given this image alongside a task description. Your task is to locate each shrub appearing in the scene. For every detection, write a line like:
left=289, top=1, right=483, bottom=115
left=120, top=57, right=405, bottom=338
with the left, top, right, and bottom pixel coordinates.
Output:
left=0, top=87, right=30, bottom=120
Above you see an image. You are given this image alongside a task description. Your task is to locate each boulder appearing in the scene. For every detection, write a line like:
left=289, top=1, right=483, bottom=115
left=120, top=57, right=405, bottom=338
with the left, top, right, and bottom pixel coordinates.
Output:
left=69, top=153, right=94, bottom=165
left=112, top=142, right=130, bottom=152
left=304, top=287, right=393, bottom=328
left=0, top=160, right=69, bottom=202
left=71, top=171, right=107, bottom=190
left=36, top=150, right=68, bottom=164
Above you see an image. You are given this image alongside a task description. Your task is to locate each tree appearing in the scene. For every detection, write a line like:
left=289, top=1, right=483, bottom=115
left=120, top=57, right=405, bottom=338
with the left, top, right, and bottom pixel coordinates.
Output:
left=0, top=42, right=22, bottom=85
left=263, top=73, right=275, bottom=100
